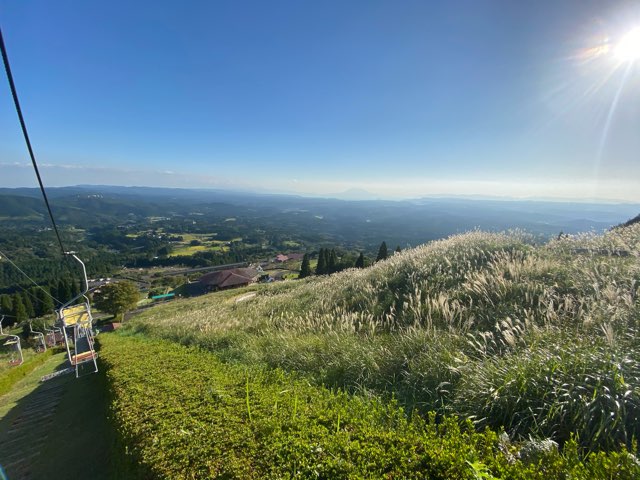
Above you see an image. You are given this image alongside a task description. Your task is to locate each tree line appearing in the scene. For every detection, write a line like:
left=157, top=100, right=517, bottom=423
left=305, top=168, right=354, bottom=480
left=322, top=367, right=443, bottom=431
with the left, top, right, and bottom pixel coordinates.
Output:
left=299, top=242, right=402, bottom=278
left=0, top=278, right=80, bottom=326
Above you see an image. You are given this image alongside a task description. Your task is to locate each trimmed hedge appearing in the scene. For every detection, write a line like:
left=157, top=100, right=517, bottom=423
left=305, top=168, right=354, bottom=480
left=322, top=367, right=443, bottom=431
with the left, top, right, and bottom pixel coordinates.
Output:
left=100, top=333, right=640, bottom=479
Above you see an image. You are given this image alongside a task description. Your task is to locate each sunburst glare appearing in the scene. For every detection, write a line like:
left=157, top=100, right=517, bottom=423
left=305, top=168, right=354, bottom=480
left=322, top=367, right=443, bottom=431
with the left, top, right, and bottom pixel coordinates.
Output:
left=615, top=27, right=640, bottom=62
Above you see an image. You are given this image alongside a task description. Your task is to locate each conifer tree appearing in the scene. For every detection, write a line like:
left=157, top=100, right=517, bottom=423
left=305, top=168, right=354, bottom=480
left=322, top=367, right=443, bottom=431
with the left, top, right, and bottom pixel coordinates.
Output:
left=299, top=254, right=312, bottom=278
left=328, top=249, right=337, bottom=273
left=1, top=294, right=13, bottom=316
left=57, top=279, right=72, bottom=303
left=22, top=292, right=35, bottom=318
left=315, top=248, right=326, bottom=275
left=376, top=241, right=388, bottom=262
left=50, top=285, right=60, bottom=307
left=70, top=279, right=81, bottom=299
left=395, top=245, right=402, bottom=254
left=355, top=252, right=365, bottom=269
left=12, top=295, right=27, bottom=324
left=35, top=289, right=55, bottom=317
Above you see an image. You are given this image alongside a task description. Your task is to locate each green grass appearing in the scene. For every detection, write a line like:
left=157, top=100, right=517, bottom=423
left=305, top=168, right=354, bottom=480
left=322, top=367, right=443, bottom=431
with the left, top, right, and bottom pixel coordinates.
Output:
left=0, top=350, right=64, bottom=417
left=0, top=348, right=55, bottom=397
left=100, top=332, right=640, bottom=479
left=0, top=350, right=113, bottom=479
left=124, top=225, right=640, bottom=453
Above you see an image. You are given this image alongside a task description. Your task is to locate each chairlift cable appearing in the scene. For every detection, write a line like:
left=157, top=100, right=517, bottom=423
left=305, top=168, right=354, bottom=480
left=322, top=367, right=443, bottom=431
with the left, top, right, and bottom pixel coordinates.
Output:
left=1, top=28, right=97, bottom=376
left=0, top=27, right=66, bottom=255
left=0, top=247, right=62, bottom=304
left=11, top=282, right=49, bottom=306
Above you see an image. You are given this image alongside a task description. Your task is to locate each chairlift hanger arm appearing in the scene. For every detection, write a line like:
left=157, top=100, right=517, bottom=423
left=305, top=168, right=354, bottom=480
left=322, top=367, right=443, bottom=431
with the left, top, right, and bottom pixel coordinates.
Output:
left=60, top=252, right=90, bottom=310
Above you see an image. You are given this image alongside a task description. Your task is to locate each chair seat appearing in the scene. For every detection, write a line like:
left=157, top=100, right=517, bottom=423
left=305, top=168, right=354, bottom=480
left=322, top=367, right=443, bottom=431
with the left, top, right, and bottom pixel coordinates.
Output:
left=71, top=351, right=96, bottom=365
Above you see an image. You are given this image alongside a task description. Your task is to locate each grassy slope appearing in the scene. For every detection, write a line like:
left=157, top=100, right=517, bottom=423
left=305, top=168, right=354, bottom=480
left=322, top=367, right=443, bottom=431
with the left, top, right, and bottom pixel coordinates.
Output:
left=125, top=226, right=640, bottom=452
left=100, top=332, right=640, bottom=479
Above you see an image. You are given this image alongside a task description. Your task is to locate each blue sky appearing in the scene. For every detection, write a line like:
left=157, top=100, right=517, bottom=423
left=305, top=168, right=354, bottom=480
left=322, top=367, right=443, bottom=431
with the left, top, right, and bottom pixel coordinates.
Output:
left=1, top=1, right=639, bottom=200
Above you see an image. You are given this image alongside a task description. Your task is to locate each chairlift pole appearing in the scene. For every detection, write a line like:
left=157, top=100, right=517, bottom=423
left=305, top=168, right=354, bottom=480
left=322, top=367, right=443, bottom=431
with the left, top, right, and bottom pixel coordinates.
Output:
left=29, top=320, right=46, bottom=353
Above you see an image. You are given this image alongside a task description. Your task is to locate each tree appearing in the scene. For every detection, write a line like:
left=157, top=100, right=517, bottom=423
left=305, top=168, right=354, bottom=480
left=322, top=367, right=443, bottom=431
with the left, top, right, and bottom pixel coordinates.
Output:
left=0, top=295, right=14, bottom=326
left=376, top=241, right=388, bottom=262
left=22, top=292, right=35, bottom=318
left=69, top=279, right=81, bottom=299
left=1, top=294, right=13, bottom=315
left=315, top=248, right=327, bottom=275
left=355, top=252, right=365, bottom=269
left=35, top=289, right=55, bottom=317
left=327, top=249, right=337, bottom=273
left=12, top=294, right=27, bottom=324
left=93, top=281, right=140, bottom=321
left=57, top=279, right=72, bottom=303
left=299, top=254, right=312, bottom=278
left=50, top=285, right=59, bottom=306
left=395, top=245, right=402, bottom=254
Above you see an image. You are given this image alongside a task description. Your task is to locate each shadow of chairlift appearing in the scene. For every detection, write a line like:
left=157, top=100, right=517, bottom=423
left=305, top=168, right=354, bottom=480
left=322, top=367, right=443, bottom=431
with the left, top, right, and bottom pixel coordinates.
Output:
left=57, top=253, right=99, bottom=379
left=0, top=315, right=24, bottom=367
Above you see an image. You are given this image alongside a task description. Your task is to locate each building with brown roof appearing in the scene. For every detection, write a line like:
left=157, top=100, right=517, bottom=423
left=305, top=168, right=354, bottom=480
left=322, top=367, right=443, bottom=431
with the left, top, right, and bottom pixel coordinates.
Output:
left=274, top=253, right=305, bottom=263
left=198, top=267, right=259, bottom=292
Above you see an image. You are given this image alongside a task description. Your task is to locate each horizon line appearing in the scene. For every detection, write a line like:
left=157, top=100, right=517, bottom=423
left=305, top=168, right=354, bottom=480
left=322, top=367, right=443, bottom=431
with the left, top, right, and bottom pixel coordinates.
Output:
left=1, top=183, right=639, bottom=206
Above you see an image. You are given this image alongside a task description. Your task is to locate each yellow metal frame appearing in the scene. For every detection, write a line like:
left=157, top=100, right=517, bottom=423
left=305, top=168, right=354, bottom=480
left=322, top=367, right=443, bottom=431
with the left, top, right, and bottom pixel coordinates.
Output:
left=60, top=303, right=91, bottom=327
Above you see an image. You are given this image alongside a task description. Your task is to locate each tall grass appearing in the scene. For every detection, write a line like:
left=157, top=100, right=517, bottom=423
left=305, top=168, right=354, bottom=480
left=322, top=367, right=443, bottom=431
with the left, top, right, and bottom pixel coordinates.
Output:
left=127, top=224, right=640, bottom=451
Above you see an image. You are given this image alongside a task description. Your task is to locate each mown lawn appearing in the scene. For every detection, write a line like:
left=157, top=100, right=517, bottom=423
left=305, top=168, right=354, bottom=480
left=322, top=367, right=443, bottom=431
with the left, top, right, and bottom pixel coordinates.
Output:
left=99, top=332, right=640, bottom=479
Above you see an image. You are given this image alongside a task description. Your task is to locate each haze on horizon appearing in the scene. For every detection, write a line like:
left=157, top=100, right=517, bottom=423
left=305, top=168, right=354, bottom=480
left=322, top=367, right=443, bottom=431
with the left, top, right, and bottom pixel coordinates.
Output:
left=1, top=1, right=639, bottom=202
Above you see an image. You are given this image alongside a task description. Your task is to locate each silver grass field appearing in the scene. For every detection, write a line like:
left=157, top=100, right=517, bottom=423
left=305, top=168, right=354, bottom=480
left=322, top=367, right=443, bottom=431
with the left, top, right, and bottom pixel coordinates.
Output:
left=126, top=224, right=640, bottom=452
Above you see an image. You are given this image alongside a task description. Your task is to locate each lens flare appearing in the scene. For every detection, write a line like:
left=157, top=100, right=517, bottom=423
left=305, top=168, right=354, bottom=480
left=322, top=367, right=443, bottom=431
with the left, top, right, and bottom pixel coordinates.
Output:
left=615, top=27, right=640, bottom=62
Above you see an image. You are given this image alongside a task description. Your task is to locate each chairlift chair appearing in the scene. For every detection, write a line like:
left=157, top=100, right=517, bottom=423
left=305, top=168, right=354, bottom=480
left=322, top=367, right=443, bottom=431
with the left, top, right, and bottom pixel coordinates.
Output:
left=57, top=253, right=98, bottom=378
left=45, top=322, right=64, bottom=347
left=29, top=320, right=47, bottom=353
left=0, top=315, right=24, bottom=367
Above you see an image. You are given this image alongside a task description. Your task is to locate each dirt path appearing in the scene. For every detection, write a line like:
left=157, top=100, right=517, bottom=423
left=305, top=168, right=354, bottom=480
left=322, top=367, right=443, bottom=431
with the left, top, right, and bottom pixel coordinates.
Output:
left=234, top=292, right=257, bottom=303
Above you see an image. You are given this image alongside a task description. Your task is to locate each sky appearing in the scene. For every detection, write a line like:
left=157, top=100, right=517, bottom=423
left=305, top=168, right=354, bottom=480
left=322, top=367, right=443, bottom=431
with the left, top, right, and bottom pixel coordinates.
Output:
left=1, top=0, right=639, bottom=201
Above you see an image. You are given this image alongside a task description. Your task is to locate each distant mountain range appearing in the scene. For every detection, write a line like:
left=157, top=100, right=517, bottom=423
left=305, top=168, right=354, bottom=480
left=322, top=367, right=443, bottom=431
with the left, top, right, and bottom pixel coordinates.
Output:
left=0, top=185, right=638, bottom=242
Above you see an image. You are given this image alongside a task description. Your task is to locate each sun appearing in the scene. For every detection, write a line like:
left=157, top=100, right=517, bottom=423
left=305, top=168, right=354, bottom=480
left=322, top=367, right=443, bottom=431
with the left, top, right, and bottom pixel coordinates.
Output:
left=614, top=27, right=640, bottom=62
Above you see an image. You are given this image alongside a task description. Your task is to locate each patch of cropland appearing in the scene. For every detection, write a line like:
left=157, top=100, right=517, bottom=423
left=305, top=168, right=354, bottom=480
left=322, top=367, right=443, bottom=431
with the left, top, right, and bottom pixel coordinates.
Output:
left=99, top=333, right=640, bottom=479
left=126, top=225, right=640, bottom=455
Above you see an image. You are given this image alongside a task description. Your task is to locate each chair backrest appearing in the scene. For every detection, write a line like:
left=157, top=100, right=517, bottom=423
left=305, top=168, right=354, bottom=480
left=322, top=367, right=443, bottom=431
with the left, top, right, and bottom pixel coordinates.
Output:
left=60, top=303, right=92, bottom=327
